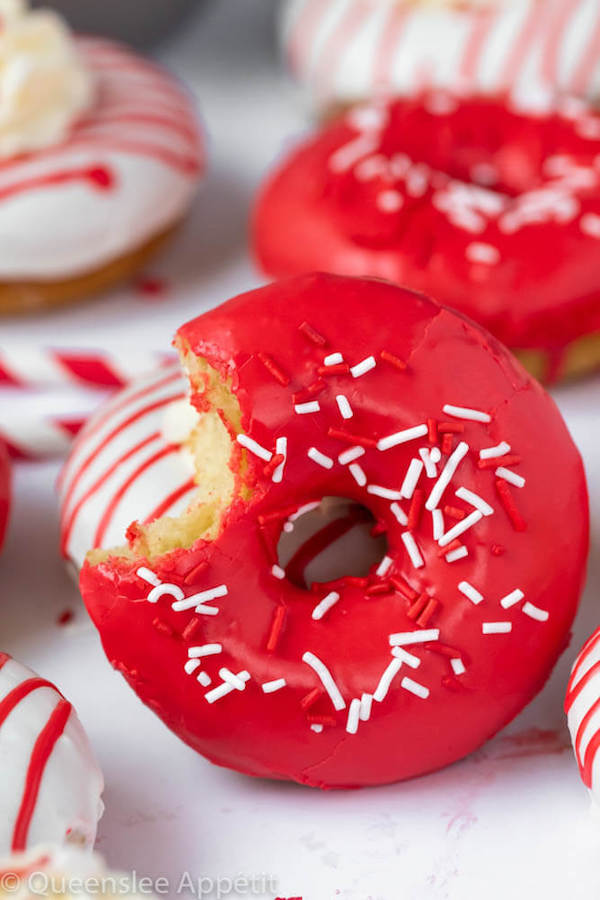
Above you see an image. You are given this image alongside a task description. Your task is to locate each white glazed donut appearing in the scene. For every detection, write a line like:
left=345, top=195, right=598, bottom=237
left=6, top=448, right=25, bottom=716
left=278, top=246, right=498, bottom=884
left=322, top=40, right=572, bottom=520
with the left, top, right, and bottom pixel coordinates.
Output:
left=566, top=626, right=600, bottom=810
left=0, top=654, right=104, bottom=854
left=280, top=0, right=600, bottom=112
left=0, top=37, right=203, bottom=281
left=58, top=364, right=194, bottom=571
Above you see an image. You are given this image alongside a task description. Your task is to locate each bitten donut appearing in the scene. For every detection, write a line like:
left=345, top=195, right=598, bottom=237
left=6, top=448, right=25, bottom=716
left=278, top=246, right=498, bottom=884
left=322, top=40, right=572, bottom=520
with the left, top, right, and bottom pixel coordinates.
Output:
left=62, top=273, right=588, bottom=788
left=0, top=1, right=203, bottom=314
left=281, top=0, right=600, bottom=113
left=0, top=654, right=104, bottom=853
left=566, top=627, right=600, bottom=811
left=254, top=93, right=600, bottom=382
left=0, top=441, right=10, bottom=551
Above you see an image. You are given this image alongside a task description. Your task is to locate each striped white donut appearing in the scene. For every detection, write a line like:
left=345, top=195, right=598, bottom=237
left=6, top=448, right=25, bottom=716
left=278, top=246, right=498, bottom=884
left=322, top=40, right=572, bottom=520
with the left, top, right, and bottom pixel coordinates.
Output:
left=58, top=365, right=196, bottom=571
left=566, top=627, right=600, bottom=809
left=0, top=654, right=103, bottom=854
left=0, top=37, right=203, bottom=280
left=281, top=0, right=600, bottom=111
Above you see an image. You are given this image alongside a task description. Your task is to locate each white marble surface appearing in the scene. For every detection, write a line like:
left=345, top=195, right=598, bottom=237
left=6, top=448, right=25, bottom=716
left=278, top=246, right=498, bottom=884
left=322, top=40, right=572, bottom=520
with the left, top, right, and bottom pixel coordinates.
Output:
left=1, top=2, right=600, bottom=898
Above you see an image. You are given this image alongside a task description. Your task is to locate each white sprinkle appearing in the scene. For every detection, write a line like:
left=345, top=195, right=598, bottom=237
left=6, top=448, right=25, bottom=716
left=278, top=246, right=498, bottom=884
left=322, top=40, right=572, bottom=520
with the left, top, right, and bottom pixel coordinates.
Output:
left=455, top=486, right=494, bottom=516
left=359, top=693, right=373, bottom=721
left=272, top=436, right=287, bottom=483
left=401, top=459, right=424, bottom=499
left=351, top=356, right=376, bottom=378
left=295, top=401, right=320, bottom=415
left=171, top=585, right=227, bottom=614
left=389, top=629, right=439, bottom=647
left=430, top=447, right=442, bottom=463
left=451, top=658, right=466, bottom=676
left=482, top=622, right=512, bottom=634
left=438, top=510, right=483, bottom=547
left=445, top=546, right=468, bottom=563
left=368, top=484, right=403, bottom=500
left=311, top=723, right=324, bottom=733
left=391, top=647, right=421, bottom=669
left=188, top=644, right=222, bottom=658
left=401, top=677, right=429, bottom=699
left=236, top=433, right=272, bottom=462
left=204, top=670, right=250, bottom=703
left=419, top=447, right=438, bottom=478
left=312, top=591, right=340, bottom=621
left=329, top=134, right=378, bottom=173
left=262, top=678, right=287, bottom=693
left=466, top=242, right=500, bottom=265
left=580, top=212, right=600, bottom=239
left=500, top=588, right=524, bottom=609
left=377, top=189, right=404, bottom=213
left=184, top=659, right=201, bottom=675
left=338, top=445, right=365, bottom=465
left=349, top=463, right=367, bottom=486
left=390, top=502, right=408, bottom=526
left=197, top=671, right=212, bottom=687
left=458, top=581, right=483, bottom=605
left=522, top=602, right=549, bottom=622
left=425, top=441, right=470, bottom=511
left=401, top=531, right=424, bottom=569
left=147, top=582, right=184, bottom=605
left=324, top=352, right=344, bottom=366
left=432, top=508, right=444, bottom=541
left=283, top=522, right=294, bottom=533
left=137, top=567, right=160, bottom=587
left=346, top=698, right=362, bottom=734
left=271, top=564, right=286, bottom=580
left=307, top=447, right=334, bottom=469
left=442, top=405, right=491, bottom=423
left=479, top=441, right=511, bottom=460
left=289, top=501, right=320, bottom=521
left=336, top=394, right=353, bottom=419
left=495, top=466, right=525, bottom=487
left=373, top=658, right=403, bottom=702
left=376, top=555, right=393, bottom=577
left=378, top=424, right=428, bottom=451
left=302, top=651, right=346, bottom=711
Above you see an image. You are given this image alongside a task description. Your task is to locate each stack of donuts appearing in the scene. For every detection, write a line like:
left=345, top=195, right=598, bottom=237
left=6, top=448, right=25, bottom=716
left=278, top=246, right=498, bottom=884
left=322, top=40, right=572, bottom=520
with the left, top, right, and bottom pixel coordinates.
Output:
left=2, top=0, right=600, bottom=889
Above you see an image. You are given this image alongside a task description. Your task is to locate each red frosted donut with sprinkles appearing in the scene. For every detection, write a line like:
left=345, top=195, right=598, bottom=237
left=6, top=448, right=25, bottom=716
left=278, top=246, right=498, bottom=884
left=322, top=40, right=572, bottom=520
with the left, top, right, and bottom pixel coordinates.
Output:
left=0, top=2, right=203, bottom=314
left=254, top=93, right=600, bottom=383
left=63, top=273, right=588, bottom=788
left=0, top=440, right=10, bottom=552
left=281, top=0, right=600, bottom=113
left=566, top=627, right=600, bottom=810
left=0, top=653, right=104, bottom=853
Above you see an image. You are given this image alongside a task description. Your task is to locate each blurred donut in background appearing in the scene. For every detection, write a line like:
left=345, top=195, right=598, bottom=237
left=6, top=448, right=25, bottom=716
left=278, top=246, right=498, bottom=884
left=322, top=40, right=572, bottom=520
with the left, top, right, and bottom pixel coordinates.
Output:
left=280, top=0, right=600, bottom=114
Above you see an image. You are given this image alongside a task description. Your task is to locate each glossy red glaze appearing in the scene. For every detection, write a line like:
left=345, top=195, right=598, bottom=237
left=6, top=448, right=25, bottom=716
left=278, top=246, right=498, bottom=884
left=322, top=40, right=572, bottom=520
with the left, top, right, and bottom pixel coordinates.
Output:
left=254, top=94, right=600, bottom=362
left=80, top=273, right=589, bottom=788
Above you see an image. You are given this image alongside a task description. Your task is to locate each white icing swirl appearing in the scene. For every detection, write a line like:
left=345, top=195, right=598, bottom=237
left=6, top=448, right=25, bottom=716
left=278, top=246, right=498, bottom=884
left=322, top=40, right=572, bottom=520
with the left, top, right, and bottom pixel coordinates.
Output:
left=0, top=0, right=93, bottom=157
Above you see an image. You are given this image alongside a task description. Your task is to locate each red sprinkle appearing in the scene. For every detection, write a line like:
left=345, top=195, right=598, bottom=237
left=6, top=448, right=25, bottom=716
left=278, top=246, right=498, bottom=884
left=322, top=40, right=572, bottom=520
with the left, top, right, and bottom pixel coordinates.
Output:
left=257, top=524, right=278, bottom=563
left=182, top=616, right=203, bottom=641
left=327, top=427, right=378, bottom=448
left=426, top=642, right=462, bottom=658
left=183, top=561, right=209, bottom=585
left=257, top=352, right=290, bottom=386
left=258, top=505, right=300, bottom=524
left=441, top=433, right=454, bottom=455
left=135, top=275, right=168, bottom=298
left=365, top=581, right=392, bottom=596
left=417, top=598, right=439, bottom=628
left=444, top=505, right=466, bottom=521
left=380, top=349, right=407, bottom=370
left=263, top=453, right=285, bottom=479
left=299, top=321, right=327, bottom=346
left=407, top=488, right=424, bottom=531
left=370, top=520, right=388, bottom=537
left=317, top=363, right=350, bottom=376
left=407, top=594, right=428, bottom=620
left=438, top=422, right=465, bottom=434
left=300, top=686, right=323, bottom=710
left=57, top=609, right=73, bottom=626
left=478, top=454, right=522, bottom=470
left=152, top=617, right=175, bottom=637
left=307, top=714, right=337, bottom=726
left=266, top=605, right=287, bottom=652
left=495, top=478, right=527, bottom=531
left=439, top=538, right=462, bottom=557
left=491, top=543, right=506, bottom=556
left=427, top=418, right=438, bottom=444
left=390, top=575, right=419, bottom=601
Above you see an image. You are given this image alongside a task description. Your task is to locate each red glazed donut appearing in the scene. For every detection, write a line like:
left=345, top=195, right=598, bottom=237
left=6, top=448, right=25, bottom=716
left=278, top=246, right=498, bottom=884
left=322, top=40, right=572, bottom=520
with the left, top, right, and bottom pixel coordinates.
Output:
left=254, top=93, right=600, bottom=382
left=76, top=273, right=588, bottom=788
left=0, top=440, right=10, bottom=551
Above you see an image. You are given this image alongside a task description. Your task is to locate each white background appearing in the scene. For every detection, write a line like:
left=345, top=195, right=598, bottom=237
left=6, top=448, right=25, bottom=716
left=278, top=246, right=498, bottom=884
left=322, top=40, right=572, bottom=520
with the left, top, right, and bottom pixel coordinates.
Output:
left=1, top=2, right=600, bottom=898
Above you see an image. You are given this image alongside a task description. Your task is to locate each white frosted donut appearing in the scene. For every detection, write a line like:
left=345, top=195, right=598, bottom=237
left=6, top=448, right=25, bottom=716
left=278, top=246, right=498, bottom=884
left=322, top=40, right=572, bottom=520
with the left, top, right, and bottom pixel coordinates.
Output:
left=566, top=627, right=600, bottom=811
left=0, top=37, right=203, bottom=280
left=58, top=365, right=194, bottom=572
left=0, top=654, right=103, bottom=854
left=281, top=0, right=600, bottom=111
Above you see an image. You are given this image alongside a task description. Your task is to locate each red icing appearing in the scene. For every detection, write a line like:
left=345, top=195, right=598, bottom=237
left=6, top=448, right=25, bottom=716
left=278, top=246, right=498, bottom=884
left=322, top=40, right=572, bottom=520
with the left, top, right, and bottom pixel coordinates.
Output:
left=79, top=273, right=588, bottom=788
left=254, top=94, right=600, bottom=377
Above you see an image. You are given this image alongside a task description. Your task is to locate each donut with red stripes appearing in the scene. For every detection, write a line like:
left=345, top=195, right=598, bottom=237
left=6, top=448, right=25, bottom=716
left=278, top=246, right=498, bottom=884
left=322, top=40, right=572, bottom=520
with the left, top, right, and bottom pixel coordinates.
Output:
left=281, top=0, right=600, bottom=113
left=66, top=273, right=588, bottom=788
left=566, top=627, right=600, bottom=808
left=0, top=440, right=10, bottom=551
left=254, top=93, right=600, bottom=382
left=0, top=654, right=103, bottom=853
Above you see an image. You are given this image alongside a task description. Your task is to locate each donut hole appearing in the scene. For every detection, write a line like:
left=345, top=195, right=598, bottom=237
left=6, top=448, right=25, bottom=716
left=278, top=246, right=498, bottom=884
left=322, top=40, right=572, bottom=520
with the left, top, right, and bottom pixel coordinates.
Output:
left=277, top=496, right=388, bottom=589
